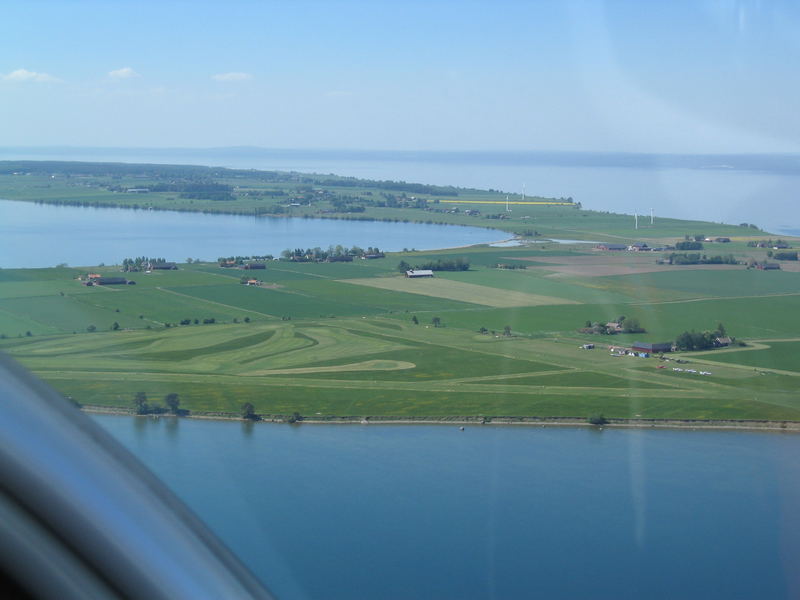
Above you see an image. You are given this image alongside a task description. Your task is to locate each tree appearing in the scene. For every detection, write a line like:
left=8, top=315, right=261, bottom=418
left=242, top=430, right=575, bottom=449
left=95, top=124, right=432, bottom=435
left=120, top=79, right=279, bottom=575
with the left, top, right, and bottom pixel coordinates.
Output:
left=241, top=402, right=258, bottom=421
left=503, top=325, right=512, bottom=336
left=86, top=324, right=96, bottom=332
left=111, top=321, right=120, bottom=330
left=133, top=391, right=148, bottom=415
left=165, top=393, right=180, bottom=415
left=411, top=315, right=419, bottom=325
left=588, top=414, right=608, bottom=426
left=397, top=260, right=411, bottom=272
left=622, top=318, right=644, bottom=333
left=716, top=323, right=726, bottom=337
left=431, top=316, right=441, bottom=328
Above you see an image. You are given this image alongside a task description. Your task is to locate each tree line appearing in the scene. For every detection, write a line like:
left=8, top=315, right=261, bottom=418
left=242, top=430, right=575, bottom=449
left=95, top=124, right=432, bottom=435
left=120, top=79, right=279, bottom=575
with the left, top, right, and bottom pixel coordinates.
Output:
left=665, top=253, right=738, bottom=265
left=396, top=257, right=470, bottom=272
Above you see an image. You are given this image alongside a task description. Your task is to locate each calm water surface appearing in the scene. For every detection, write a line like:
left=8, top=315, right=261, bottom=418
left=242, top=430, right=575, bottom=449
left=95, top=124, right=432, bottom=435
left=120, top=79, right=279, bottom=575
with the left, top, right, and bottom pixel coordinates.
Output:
left=0, top=199, right=500, bottom=268
left=93, top=415, right=800, bottom=599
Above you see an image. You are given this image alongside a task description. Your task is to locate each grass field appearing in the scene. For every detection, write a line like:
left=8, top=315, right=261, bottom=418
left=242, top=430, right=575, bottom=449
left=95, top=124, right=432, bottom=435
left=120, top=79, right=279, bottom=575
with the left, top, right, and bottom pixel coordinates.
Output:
left=3, top=318, right=797, bottom=420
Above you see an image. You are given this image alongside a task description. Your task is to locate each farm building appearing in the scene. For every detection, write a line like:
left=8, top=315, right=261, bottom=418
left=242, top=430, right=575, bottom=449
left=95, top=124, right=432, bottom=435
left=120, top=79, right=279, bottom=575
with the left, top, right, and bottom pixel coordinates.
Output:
left=715, top=237, right=731, bottom=243
left=757, top=262, right=781, bottom=270
left=631, top=342, right=673, bottom=353
left=85, top=277, right=130, bottom=286
left=406, top=269, right=434, bottom=278
left=628, top=242, right=649, bottom=251
left=150, top=262, right=178, bottom=270
left=243, top=262, right=266, bottom=270
left=715, top=336, right=732, bottom=347
left=595, top=243, right=627, bottom=251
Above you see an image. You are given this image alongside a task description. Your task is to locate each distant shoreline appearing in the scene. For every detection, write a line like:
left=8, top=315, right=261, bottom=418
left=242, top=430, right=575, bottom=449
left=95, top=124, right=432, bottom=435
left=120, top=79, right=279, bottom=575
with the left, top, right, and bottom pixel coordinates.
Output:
left=81, top=406, right=800, bottom=433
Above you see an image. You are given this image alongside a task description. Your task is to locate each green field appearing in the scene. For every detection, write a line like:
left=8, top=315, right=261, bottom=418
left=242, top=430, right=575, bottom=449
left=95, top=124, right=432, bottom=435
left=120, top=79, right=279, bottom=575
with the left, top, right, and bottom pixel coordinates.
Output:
left=2, top=161, right=800, bottom=422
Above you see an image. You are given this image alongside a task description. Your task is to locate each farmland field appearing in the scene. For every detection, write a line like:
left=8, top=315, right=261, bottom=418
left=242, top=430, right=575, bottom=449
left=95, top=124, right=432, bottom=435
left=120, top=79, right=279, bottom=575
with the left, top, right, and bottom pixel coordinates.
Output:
left=343, top=276, right=579, bottom=307
left=2, top=166, right=800, bottom=422
left=696, top=340, right=800, bottom=373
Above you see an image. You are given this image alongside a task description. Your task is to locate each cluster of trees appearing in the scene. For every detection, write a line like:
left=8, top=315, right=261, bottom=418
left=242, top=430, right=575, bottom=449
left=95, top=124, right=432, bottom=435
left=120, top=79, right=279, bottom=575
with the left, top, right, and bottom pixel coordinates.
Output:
left=121, top=256, right=171, bottom=272
left=580, top=315, right=645, bottom=335
left=133, top=392, right=182, bottom=415
left=396, top=258, right=470, bottom=272
left=217, top=254, right=273, bottom=263
left=773, top=251, right=798, bottom=261
left=330, top=198, right=366, bottom=213
left=746, top=239, right=791, bottom=248
left=675, top=241, right=704, bottom=251
left=281, top=245, right=383, bottom=262
left=674, top=323, right=730, bottom=351
left=319, top=178, right=459, bottom=196
left=665, top=253, right=738, bottom=265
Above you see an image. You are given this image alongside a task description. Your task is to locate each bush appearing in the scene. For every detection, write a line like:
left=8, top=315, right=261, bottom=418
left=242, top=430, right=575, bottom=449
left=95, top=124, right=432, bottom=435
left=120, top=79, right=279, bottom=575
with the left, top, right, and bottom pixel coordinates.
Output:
left=588, top=414, right=608, bottom=426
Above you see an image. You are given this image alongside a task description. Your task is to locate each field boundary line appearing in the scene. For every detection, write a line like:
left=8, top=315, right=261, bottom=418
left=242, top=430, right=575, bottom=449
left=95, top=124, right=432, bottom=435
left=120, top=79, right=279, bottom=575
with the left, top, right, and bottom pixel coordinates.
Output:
left=155, top=286, right=276, bottom=318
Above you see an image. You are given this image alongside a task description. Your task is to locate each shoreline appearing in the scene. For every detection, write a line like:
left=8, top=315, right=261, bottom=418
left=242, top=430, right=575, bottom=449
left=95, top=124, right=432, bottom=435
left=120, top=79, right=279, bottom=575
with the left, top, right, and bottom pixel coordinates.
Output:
left=80, top=406, right=800, bottom=433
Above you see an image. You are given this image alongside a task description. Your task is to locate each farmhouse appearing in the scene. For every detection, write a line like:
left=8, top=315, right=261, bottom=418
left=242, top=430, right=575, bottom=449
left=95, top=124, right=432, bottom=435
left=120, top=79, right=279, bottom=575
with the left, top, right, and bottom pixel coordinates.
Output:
left=245, top=279, right=261, bottom=286
left=628, top=242, right=649, bottom=251
left=715, top=336, right=732, bottom=347
left=406, top=269, right=434, bottom=278
left=631, top=341, right=673, bottom=354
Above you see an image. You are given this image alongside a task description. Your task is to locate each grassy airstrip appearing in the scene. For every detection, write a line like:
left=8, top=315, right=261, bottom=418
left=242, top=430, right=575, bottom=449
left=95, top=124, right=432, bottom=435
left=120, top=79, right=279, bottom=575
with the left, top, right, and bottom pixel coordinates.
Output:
left=1, top=239, right=800, bottom=422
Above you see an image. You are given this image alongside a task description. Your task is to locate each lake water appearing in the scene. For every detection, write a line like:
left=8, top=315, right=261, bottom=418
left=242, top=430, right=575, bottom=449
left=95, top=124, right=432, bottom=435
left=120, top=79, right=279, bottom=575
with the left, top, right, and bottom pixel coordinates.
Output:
left=4, top=147, right=800, bottom=235
left=0, top=199, right=500, bottom=268
left=93, top=414, right=800, bottom=600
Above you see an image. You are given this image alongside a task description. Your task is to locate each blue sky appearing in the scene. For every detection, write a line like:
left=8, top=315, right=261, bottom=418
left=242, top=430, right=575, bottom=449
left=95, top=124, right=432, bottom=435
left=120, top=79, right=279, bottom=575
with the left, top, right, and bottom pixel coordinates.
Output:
left=2, top=0, right=798, bottom=152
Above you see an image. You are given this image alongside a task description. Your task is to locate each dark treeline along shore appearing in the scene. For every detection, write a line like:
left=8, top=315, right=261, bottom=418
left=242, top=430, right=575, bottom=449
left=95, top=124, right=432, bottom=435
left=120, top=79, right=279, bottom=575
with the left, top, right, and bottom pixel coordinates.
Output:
left=1, top=160, right=799, bottom=426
